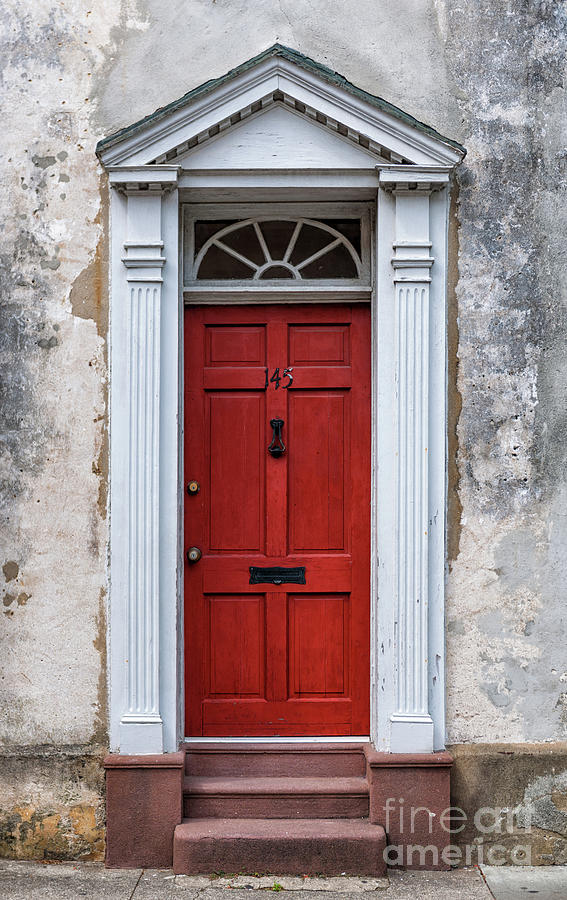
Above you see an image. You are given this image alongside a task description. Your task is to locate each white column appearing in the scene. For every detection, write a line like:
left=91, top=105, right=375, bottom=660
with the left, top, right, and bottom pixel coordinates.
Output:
left=379, top=167, right=449, bottom=753
left=108, top=167, right=179, bottom=755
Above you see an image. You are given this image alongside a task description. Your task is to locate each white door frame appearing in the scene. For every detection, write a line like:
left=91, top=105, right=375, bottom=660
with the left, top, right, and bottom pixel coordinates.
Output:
left=105, top=163, right=451, bottom=755
left=98, top=46, right=464, bottom=757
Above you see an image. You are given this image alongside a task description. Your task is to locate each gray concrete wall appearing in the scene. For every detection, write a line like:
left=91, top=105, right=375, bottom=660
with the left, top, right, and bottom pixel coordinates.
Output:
left=1, top=0, right=566, bottom=858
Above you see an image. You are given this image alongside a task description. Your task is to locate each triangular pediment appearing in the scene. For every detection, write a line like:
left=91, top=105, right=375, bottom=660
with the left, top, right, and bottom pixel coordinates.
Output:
left=96, top=45, right=465, bottom=169
left=172, top=104, right=386, bottom=170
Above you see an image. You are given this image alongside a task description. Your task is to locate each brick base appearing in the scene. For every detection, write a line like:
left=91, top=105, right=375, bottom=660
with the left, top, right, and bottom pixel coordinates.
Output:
left=104, top=753, right=184, bottom=868
left=364, top=747, right=453, bottom=870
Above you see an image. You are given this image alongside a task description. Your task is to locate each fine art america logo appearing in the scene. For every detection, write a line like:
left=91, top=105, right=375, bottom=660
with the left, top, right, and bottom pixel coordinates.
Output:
left=382, top=797, right=533, bottom=867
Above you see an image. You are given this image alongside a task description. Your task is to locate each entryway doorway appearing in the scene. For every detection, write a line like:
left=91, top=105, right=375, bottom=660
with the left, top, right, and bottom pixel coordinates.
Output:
left=184, top=303, right=371, bottom=736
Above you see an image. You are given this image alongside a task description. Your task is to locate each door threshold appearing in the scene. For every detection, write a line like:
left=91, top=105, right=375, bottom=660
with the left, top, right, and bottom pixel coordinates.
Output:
left=183, top=736, right=371, bottom=744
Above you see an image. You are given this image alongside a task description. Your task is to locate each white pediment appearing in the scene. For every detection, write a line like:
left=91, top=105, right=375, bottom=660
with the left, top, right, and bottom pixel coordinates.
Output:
left=97, top=45, right=465, bottom=170
left=174, top=104, right=383, bottom=170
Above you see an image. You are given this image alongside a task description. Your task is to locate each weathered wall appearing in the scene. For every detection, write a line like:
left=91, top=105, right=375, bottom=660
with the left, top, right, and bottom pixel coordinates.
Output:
left=449, top=743, right=567, bottom=866
left=1, top=0, right=566, bottom=860
left=0, top=0, right=118, bottom=859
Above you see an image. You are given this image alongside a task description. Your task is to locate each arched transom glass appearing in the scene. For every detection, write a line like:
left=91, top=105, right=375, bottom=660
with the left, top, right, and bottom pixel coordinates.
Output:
left=193, top=218, right=362, bottom=280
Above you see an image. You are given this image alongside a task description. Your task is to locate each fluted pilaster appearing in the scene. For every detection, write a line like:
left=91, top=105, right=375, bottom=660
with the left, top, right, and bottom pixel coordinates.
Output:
left=109, top=167, right=178, bottom=754
left=379, top=169, right=448, bottom=752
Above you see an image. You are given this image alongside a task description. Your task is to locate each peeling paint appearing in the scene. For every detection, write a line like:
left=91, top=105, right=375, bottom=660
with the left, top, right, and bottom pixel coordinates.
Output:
left=3, top=562, right=19, bottom=582
left=68, top=179, right=109, bottom=338
left=31, top=155, right=57, bottom=170
left=91, top=588, right=108, bottom=748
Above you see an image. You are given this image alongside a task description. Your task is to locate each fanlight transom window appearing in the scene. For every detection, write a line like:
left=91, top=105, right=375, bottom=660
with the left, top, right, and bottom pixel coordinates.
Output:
left=191, top=218, right=362, bottom=281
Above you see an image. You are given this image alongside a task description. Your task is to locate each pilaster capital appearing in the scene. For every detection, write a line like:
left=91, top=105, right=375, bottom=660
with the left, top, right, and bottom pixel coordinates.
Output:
left=108, top=165, right=180, bottom=194
left=378, top=165, right=450, bottom=193
left=111, top=167, right=179, bottom=281
left=383, top=171, right=443, bottom=283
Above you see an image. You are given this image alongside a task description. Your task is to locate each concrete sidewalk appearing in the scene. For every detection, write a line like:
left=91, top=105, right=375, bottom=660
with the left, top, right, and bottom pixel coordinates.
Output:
left=482, top=865, right=567, bottom=899
left=0, top=860, right=492, bottom=898
left=2, top=860, right=567, bottom=899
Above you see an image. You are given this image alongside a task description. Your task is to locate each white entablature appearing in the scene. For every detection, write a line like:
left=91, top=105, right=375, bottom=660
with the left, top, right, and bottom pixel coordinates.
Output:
left=97, top=45, right=465, bottom=757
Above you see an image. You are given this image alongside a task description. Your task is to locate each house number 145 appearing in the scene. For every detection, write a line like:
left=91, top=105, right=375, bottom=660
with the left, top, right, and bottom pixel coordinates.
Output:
left=265, top=367, right=293, bottom=390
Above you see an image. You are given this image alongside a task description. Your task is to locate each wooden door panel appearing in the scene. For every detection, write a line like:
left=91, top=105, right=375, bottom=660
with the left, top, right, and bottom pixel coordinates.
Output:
left=207, top=595, right=265, bottom=697
left=202, top=698, right=353, bottom=735
left=207, top=324, right=266, bottom=366
left=202, top=555, right=352, bottom=593
left=288, top=594, right=349, bottom=696
left=282, top=367, right=352, bottom=389
left=204, top=368, right=267, bottom=389
left=288, top=392, right=346, bottom=552
left=289, top=324, right=350, bottom=366
left=185, top=304, right=370, bottom=736
left=208, top=392, right=265, bottom=552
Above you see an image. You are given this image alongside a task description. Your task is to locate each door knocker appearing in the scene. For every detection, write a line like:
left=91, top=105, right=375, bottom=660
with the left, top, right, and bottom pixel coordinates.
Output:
left=268, top=418, right=286, bottom=457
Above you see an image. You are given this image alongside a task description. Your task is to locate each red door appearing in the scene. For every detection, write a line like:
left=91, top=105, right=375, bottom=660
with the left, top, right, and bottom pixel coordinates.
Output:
left=184, top=304, right=370, bottom=736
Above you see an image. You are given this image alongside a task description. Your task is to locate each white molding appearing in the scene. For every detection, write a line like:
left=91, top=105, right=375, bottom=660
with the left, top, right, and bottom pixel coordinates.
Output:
left=182, top=200, right=372, bottom=218
left=108, top=165, right=180, bottom=190
left=379, top=165, right=451, bottom=189
left=178, top=168, right=380, bottom=201
left=108, top=167, right=180, bottom=754
left=389, top=715, right=435, bottom=754
left=375, top=169, right=449, bottom=753
left=276, top=62, right=461, bottom=166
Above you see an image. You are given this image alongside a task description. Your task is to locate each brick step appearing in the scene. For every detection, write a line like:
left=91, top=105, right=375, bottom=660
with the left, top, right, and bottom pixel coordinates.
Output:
left=173, top=817, right=386, bottom=876
left=183, top=743, right=367, bottom=777
left=183, top=775, right=369, bottom=818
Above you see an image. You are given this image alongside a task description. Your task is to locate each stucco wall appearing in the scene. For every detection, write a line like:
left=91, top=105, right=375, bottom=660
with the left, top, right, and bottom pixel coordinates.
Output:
left=1, top=0, right=566, bottom=859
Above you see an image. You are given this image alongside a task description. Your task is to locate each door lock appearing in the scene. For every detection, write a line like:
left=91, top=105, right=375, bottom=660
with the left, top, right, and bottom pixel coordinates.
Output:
left=187, top=480, right=200, bottom=494
left=186, top=547, right=202, bottom=564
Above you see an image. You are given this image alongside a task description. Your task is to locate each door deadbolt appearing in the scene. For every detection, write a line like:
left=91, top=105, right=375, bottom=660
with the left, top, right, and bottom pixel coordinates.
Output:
left=186, top=547, right=202, bottom=564
left=187, top=480, right=200, bottom=494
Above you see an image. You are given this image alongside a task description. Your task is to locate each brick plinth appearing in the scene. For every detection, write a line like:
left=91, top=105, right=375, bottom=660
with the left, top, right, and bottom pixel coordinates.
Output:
left=364, top=747, right=453, bottom=870
left=105, top=753, right=184, bottom=868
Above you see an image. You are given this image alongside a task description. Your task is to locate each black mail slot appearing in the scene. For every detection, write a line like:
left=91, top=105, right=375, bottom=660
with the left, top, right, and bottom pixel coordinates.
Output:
left=249, top=566, right=306, bottom=585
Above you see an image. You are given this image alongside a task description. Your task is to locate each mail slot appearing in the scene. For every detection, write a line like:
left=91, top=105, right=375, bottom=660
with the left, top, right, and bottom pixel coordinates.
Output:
left=249, top=566, right=306, bottom=586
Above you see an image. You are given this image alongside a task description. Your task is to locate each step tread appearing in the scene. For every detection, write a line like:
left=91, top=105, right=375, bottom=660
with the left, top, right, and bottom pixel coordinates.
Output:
left=176, top=817, right=383, bottom=837
left=184, top=776, right=369, bottom=796
left=174, top=817, right=386, bottom=876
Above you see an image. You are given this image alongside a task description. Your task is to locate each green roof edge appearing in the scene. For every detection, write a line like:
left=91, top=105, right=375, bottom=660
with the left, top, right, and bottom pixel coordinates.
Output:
left=96, top=44, right=466, bottom=158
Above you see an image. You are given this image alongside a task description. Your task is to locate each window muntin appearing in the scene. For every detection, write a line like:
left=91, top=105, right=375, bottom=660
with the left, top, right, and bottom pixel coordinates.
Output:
left=192, top=218, right=361, bottom=281
left=183, top=204, right=372, bottom=292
